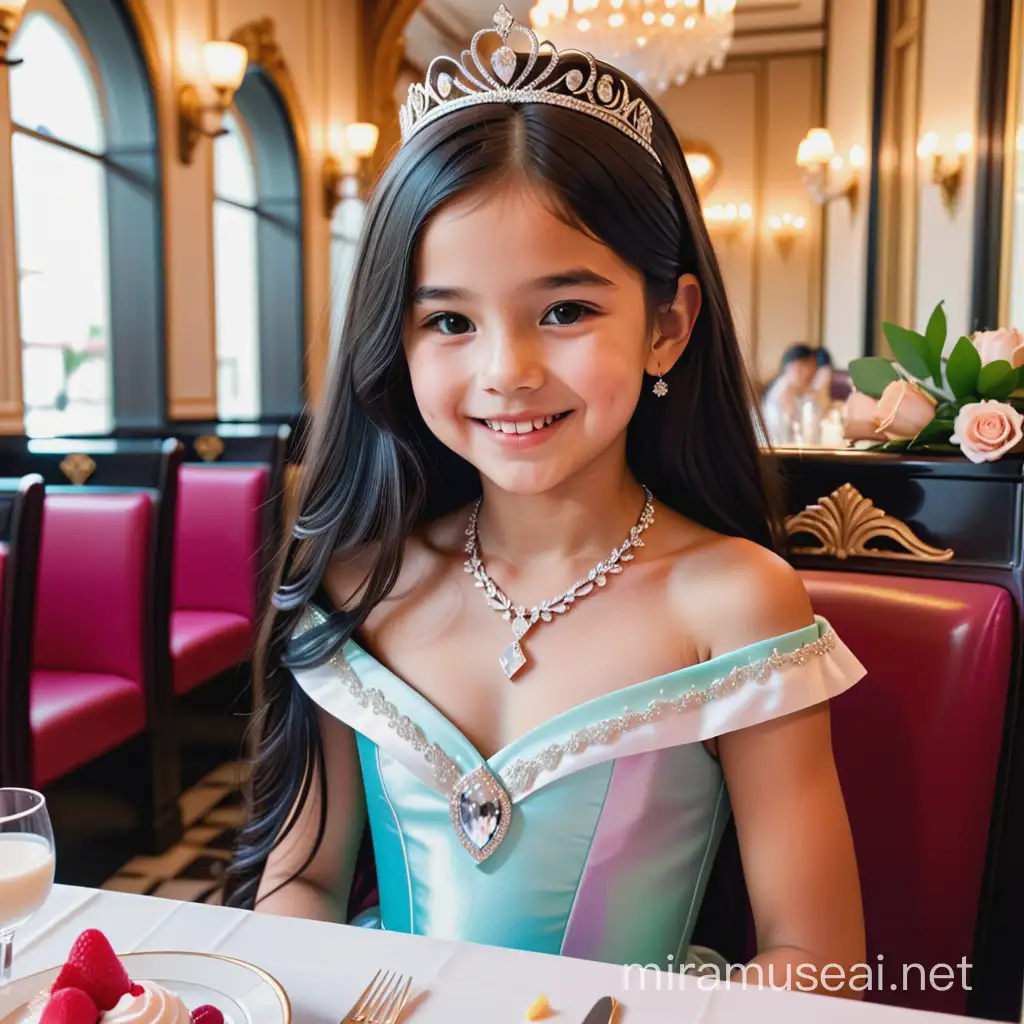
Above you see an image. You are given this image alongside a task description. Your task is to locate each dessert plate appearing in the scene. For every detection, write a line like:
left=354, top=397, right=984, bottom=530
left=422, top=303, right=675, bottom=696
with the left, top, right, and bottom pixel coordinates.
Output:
left=0, top=952, right=289, bottom=1024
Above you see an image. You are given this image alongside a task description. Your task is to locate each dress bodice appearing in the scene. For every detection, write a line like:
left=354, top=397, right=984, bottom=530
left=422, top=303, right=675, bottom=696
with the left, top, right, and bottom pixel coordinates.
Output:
left=290, top=607, right=865, bottom=966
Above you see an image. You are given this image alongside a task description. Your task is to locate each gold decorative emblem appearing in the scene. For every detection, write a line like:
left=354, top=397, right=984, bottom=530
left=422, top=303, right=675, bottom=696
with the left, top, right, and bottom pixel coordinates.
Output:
left=785, top=483, right=953, bottom=563
left=59, top=453, right=96, bottom=486
left=193, top=435, right=225, bottom=462
left=229, top=18, right=285, bottom=74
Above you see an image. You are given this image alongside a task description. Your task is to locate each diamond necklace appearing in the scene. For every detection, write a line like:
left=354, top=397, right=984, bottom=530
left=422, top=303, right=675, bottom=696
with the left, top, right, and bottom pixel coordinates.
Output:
left=463, top=486, right=656, bottom=680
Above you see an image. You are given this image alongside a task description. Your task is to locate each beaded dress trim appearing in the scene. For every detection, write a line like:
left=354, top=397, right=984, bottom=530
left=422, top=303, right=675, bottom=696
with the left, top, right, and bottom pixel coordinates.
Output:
left=292, top=608, right=836, bottom=798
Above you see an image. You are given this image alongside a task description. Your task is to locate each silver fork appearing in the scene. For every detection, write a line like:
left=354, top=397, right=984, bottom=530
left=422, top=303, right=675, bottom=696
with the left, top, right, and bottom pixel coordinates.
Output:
left=341, top=969, right=414, bottom=1024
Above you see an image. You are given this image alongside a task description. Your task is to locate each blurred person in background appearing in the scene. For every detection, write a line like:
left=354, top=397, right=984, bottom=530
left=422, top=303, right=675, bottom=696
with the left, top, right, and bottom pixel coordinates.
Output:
left=762, top=343, right=826, bottom=445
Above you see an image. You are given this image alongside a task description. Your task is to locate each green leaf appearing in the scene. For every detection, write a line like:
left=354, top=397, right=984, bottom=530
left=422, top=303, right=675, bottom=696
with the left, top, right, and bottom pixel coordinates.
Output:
left=882, top=321, right=932, bottom=379
left=934, top=401, right=960, bottom=420
left=978, top=359, right=1018, bottom=400
left=909, top=418, right=955, bottom=447
left=924, top=302, right=947, bottom=387
left=848, top=357, right=900, bottom=398
left=945, top=336, right=981, bottom=400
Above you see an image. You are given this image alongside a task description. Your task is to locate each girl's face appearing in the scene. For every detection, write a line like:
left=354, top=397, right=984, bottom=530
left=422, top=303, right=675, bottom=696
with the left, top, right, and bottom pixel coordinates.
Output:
left=404, top=179, right=695, bottom=496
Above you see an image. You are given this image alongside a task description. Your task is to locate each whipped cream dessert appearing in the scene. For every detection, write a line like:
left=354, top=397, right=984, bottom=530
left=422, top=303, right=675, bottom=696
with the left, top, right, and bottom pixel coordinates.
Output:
left=104, top=983, right=191, bottom=1024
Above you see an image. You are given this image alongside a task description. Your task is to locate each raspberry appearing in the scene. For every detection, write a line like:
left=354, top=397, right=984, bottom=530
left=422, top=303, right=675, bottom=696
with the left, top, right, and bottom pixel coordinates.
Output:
left=191, top=1005, right=224, bottom=1024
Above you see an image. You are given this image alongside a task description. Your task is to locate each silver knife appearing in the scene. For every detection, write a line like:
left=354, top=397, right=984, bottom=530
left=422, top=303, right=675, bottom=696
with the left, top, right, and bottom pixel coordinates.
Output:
left=581, top=996, right=617, bottom=1024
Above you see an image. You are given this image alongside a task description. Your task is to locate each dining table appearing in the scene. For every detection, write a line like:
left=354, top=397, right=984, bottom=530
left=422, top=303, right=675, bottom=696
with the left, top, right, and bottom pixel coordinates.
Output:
left=0, top=886, right=991, bottom=1024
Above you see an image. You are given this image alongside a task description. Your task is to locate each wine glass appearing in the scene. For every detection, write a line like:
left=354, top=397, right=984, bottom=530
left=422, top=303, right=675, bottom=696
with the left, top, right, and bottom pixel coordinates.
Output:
left=0, top=789, right=55, bottom=990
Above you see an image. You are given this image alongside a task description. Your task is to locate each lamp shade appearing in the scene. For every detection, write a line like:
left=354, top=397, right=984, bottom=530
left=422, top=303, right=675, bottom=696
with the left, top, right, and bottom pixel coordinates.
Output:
left=345, top=122, right=379, bottom=159
left=203, top=41, right=248, bottom=93
left=797, top=128, right=835, bottom=167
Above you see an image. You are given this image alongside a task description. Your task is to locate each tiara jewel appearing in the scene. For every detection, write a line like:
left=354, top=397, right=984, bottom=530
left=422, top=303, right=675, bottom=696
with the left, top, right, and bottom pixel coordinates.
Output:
left=398, top=4, right=661, bottom=166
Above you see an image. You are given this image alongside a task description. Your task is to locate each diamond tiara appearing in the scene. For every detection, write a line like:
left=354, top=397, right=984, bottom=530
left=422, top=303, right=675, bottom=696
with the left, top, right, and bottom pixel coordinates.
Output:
left=398, top=4, right=661, bottom=166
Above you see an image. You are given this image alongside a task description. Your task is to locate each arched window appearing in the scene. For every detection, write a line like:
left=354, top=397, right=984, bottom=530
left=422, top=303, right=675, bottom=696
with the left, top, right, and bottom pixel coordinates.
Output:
left=10, top=12, right=109, bottom=436
left=8, top=0, right=163, bottom=437
left=214, top=113, right=261, bottom=421
left=212, top=67, right=304, bottom=422
left=329, top=190, right=364, bottom=353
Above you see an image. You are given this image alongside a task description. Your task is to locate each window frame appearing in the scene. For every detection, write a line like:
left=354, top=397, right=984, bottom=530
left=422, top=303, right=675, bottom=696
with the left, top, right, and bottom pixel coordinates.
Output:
left=8, top=0, right=165, bottom=434
left=215, top=65, right=304, bottom=423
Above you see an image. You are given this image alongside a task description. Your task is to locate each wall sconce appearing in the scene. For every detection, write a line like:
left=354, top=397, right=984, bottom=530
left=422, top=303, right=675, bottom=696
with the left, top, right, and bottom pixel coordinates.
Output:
left=323, top=122, right=380, bottom=218
left=0, top=0, right=28, bottom=66
left=704, top=203, right=752, bottom=245
left=681, top=139, right=721, bottom=200
left=178, top=41, right=250, bottom=165
left=917, top=131, right=972, bottom=214
left=767, top=213, right=806, bottom=260
left=796, top=128, right=864, bottom=212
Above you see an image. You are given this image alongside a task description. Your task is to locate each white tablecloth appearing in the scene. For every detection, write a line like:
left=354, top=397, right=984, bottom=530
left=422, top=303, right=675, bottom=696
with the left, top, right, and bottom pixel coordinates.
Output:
left=0, top=887, right=975, bottom=1024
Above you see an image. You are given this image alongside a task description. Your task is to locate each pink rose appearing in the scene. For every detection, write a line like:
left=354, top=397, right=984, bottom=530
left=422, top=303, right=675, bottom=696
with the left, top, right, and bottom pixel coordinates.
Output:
left=875, top=380, right=937, bottom=440
left=971, top=327, right=1024, bottom=368
left=842, top=391, right=885, bottom=441
left=950, top=400, right=1024, bottom=463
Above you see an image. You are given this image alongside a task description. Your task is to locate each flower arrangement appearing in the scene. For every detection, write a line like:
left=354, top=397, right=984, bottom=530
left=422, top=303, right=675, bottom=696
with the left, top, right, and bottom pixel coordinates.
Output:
left=843, top=301, right=1024, bottom=463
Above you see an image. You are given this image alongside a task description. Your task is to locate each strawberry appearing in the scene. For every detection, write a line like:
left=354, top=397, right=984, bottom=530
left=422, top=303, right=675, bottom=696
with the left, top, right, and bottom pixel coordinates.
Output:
left=40, top=988, right=99, bottom=1024
left=191, top=1005, right=224, bottom=1024
left=51, top=930, right=132, bottom=1011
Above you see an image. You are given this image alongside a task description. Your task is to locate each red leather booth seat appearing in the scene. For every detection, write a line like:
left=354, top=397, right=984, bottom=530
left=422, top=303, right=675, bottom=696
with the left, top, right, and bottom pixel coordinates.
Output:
left=804, top=570, right=1013, bottom=1015
left=171, top=465, right=269, bottom=694
left=31, top=494, right=151, bottom=788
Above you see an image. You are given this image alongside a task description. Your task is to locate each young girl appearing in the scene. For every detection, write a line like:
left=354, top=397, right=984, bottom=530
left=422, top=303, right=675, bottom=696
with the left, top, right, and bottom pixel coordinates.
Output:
left=225, top=6, right=866, bottom=994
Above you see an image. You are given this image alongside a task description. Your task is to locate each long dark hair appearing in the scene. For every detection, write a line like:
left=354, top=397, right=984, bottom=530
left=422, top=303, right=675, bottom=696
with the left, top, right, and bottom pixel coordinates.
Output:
left=222, top=56, right=783, bottom=910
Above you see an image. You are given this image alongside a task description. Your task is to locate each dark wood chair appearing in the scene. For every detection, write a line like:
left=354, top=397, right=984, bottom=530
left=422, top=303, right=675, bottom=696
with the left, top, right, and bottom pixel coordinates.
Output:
left=111, top=425, right=290, bottom=696
left=0, top=437, right=184, bottom=852
left=0, top=475, right=45, bottom=789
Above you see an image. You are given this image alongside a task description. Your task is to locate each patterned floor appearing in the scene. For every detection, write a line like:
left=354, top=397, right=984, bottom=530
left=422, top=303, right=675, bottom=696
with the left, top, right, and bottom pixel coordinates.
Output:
left=101, top=763, right=248, bottom=905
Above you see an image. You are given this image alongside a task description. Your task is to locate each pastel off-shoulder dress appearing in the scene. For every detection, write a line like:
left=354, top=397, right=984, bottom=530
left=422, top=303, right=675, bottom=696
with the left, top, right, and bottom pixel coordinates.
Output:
left=291, top=605, right=865, bottom=968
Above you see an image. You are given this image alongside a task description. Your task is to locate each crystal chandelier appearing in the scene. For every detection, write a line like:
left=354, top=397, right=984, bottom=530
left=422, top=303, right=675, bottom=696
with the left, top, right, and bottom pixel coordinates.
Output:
left=528, top=0, right=737, bottom=95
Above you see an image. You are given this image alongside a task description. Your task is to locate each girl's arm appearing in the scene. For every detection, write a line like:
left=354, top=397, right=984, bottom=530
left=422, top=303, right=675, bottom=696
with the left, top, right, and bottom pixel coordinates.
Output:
left=255, top=705, right=367, bottom=922
left=700, top=543, right=866, bottom=997
left=719, top=699, right=865, bottom=996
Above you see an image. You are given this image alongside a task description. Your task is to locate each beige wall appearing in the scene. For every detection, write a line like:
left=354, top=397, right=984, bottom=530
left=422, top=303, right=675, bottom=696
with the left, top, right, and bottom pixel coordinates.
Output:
left=661, top=53, right=824, bottom=384
left=915, top=0, right=984, bottom=338
left=821, top=0, right=986, bottom=367
left=820, top=0, right=875, bottom=369
left=0, top=0, right=361, bottom=432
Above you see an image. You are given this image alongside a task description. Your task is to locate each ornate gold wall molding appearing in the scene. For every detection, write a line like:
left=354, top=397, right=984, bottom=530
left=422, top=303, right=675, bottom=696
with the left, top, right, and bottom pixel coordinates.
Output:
left=230, top=18, right=286, bottom=77
left=364, top=0, right=424, bottom=170
left=785, top=483, right=954, bottom=562
left=229, top=18, right=310, bottom=164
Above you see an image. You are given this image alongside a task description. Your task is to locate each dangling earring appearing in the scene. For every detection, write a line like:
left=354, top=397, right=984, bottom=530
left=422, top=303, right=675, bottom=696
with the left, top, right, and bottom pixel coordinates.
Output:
left=652, top=369, right=668, bottom=398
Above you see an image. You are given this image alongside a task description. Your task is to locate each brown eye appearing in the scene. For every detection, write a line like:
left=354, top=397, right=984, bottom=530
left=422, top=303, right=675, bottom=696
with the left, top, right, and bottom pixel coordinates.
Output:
left=542, top=302, right=588, bottom=326
left=429, top=313, right=474, bottom=335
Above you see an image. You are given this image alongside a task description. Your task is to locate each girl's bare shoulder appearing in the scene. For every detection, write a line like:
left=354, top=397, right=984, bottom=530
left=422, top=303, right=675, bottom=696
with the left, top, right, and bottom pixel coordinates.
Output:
left=656, top=508, right=813, bottom=660
left=321, top=505, right=471, bottom=615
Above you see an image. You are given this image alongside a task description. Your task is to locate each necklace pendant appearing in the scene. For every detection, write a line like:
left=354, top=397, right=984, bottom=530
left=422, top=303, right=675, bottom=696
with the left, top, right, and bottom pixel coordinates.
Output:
left=499, top=613, right=532, bottom=679
left=499, top=640, right=527, bottom=680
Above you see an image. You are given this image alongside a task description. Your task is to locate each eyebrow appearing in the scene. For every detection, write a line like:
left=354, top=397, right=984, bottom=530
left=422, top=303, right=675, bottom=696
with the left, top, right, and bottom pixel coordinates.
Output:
left=531, top=268, right=616, bottom=290
left=411, top=268, right=615, bottom=305
left=411, top=285, right=474, bottom=304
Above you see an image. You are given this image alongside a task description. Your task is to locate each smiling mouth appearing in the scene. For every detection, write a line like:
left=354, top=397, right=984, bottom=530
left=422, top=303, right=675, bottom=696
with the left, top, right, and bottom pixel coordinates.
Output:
left=474, top=411, right=573, bottom=436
